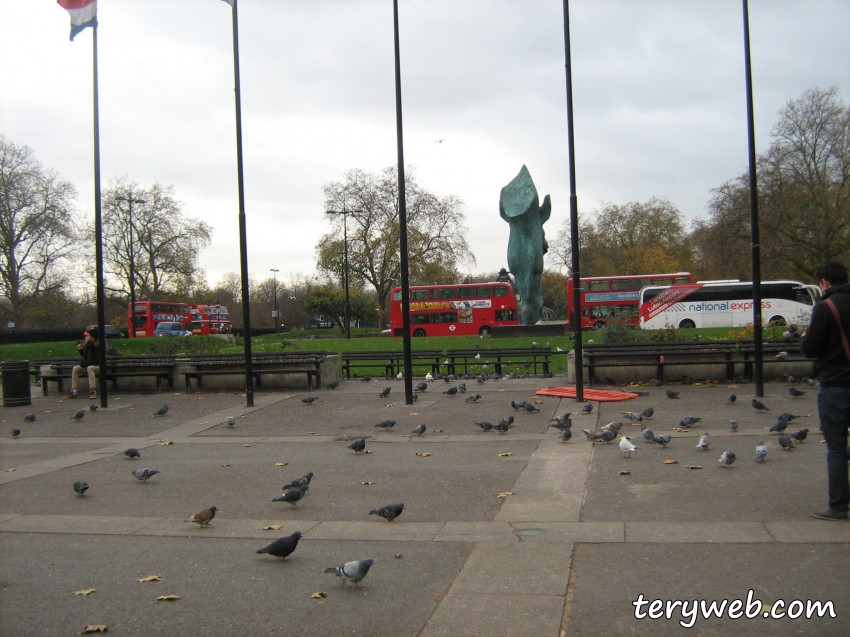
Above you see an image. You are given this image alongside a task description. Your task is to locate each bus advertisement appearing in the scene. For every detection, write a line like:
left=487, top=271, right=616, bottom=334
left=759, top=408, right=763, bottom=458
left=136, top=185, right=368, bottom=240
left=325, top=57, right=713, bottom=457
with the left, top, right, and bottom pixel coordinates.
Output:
left=128, top=301, right=190, bottom=337
left=639, top=280, right=822, bottom=330
left=389, top=282, right=518, bottom=336
left=567, top=273, right=694, bottom=329
left=189, top=304, right=232, bottom=336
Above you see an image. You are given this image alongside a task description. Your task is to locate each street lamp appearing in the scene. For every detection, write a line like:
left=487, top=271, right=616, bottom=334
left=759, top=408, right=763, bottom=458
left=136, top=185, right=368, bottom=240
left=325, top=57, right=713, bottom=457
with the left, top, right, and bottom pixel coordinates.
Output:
left=270, top=267, right=279, bottom=332
left=325, top=205, right=363, bottom=339
left=116, top=194, right=146, bottom=338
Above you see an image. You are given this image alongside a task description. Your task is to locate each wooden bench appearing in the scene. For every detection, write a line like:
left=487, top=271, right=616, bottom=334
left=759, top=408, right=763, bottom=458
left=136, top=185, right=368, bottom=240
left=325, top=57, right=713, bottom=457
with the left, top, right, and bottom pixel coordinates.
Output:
left=444, top=347, right=552, bottom=376
left=34, top=356, right=177, bottom=395
left=183, top=352, right=326, bottom=392
left=33, top=358, right=80, bottom=396
left=340, top=350, right=443, bottom=379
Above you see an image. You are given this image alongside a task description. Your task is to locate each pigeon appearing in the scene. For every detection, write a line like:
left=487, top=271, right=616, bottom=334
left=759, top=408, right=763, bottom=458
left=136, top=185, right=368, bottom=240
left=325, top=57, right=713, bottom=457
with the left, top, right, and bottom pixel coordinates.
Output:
left=727, top=393, right=737, bottom=404
left=666, top=389, right=679, bottom=399
left=325, top=558, right=375, bottom=588
left=24, top=413, right=36, bottom=421
left=551, top=420, right=572, bottom=431
left=458, top=383, right=467, bottom=394
left=188, top=506, right=218, bottom=526
left=411, top=423, right=426, bottom=437
left=256, top=531, right=303, bottom=560
left=600, top=421, right=622, bottom=432
left=273, top=486, right=308, bottom=507
left=424, top=373, right=433, bottom=382
left=396, top=372, right=403, bottom=380
left=379, top=387, right=391, bottom=398
left=124, top=448, right=141, bottom=459
left=790, top=428, right=809, bottom=442
left=226, top=416, right=236, bottom=427
left=623, top=412, right=643, bottom=423
left=531, top=341, right=538, bottom=348
left=347, top=438, right=367, bottom=453
left=775, top=351, right=789, bottom=361
left=494, top=420, right=511, bottom=434
left=789, top=387, right=806, bottom=398
left=619, top=437, right=639, bottom=457
left=582, top=403, right=593, bottom=414
left=755, top=440, right=768, bottom=461
left=465, top=394, right=482, bottom=403
left=594, top=429, right=618, bottom=443
left=806, top=378, right=816, bottom=386
left=718, top=448, right=736, bottom=468
left=679, top=416, right=701, bottom=427
left=475, top=421, right=494, bottom=432
left=369, top=503, right=404, bottom=522
left=696, top=433, right=711, bottom=450
left=651, top=434, right=671, bottom=447
left=132, top=468, right=160, bottom=482
left=153, top=405, right=169, bottom=417
left=641, top=427, right=654, bottom=441
left=362, top=375, right=373, bottom=382
left=89, top=404, right=99, bottom=411
left=510, top=400, right=526, bottom=410
left=282, top=472, right=314, bottom=490
left=778, top=434, right=794, bottom=450
left=582, top=429, right=595, bottom=440
left=777, top=413, right=800, bottom=422
left=11, top=428, right=21, bottom=438
left=730, top=419, right=738, bottom=432
left=443, top=387, right=458, bottom=396
left=302, top=396, right=319, bottom=405
left=375, top=419, right=396, bottom=430
left=751, top=398, right=769, bottom=412
left=682, top=376, right=694, bottom=385
left=769, top=420, right=788, bottom=434
left=416, top=382, right=428, bottom=392
left=523, top=403, right=540, bottom=413
left=70, top=410, right=85, bottom=421
left=73, top=480, right=89, bottom=495
left=642, top=407, right=654, bottom=418
left=603, top=377, right=615, bottom=386
left=412, top=392, right=418, bottom=402
left=326, top=381, right=340, bottom=390
left=650, top=379, right=662, bottom=387
left=559, top=428, right=572, bottom=442
left=786, top=375, right=797, bottom=384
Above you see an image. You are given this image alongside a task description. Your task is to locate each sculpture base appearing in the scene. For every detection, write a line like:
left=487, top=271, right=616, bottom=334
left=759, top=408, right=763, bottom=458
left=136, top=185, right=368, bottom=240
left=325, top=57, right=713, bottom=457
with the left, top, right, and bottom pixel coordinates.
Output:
left=491, top=322, right=568, bottom=338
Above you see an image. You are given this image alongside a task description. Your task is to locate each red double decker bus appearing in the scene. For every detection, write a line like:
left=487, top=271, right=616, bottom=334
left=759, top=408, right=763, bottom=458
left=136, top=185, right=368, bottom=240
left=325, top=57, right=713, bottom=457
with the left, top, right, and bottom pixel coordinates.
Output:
left=567, top=272, right=694, bottom=329
left=389, top=282, right=518, bottom=337
left=189, top=303, right=232, bottom=336
left=128, top=301, right=191, bottom=337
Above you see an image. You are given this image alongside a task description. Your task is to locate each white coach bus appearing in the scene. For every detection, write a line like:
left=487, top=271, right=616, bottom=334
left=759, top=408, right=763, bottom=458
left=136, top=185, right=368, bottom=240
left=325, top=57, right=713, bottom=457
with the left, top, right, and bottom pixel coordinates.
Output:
left=638, top=280, right=821, bottom=330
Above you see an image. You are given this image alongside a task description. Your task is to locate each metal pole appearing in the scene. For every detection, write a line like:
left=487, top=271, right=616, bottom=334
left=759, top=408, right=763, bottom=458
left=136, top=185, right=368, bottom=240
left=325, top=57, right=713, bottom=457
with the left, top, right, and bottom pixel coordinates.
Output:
left=393, top=0, right=413, bottom=404
left=270, top=267, right=279, bottom=332
left=343, top=207, right=351, bottom=339
left=563, top=0, right=584, bottom=401
left=229, top=0, right=254, bottom=406
left=92, top=23, right=108, bottom=408
left=742, top=0, right=763, bottom=397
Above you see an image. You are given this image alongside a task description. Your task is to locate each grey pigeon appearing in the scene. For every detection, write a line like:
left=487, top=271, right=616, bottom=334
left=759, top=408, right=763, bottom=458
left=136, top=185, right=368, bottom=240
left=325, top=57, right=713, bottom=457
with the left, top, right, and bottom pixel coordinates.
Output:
left=495, top=420, right=511, bottom=434
left=411, top=423, right=426, bottom=437
left=324, top=558, right=375, bottom=588
left=282, top=472, right=314, bottom=490
left=89, top=404, right=99, bottom=411
left=375, top=419, right=396, bottom=430
left=560, top=428, right=572, bottom=442
left=302, top=396, right=319, bottom=405
left=623, top=412, right=642, bottom=423
left=256, top=531, right=302, bottom=559
left=379, top=387, right=391, bottom=398
left=650, top=378, right=662, bottom=386
left=594, top=429, right=618, bottom=443
left=642, top=407, right=654, bottom=418
left=273, top=485, right=308, bottom=507
left=619, top=437, right=639, bottom=457
left=153, top=405, right=169, bottom=416
left=718, top=448, right=736, bottom=468
left=789, top=387, right=806, bottom=398
left=582, top=403, right=593, bottom=413
left=778, top=434, right=794, bottom=450
left=226, top=416, right=236, bottom=427
left=755, top=440, right=768, bottom=461
left=582, top=428, right=595, bottom=441
left=682, top=376, right=694, bottom=385
left=370, top=503, right=404, bottom=522
left=727, top=393, right=737, bottom=404
left=524, top=403, right=540, bottom=413
left=696, top=432, right=710, bottom=450
left=806, top=378, right=816, bottom=386
left=361, top=375, right=372, bottom=382
left=777, top=413, right=800, bottom=422
left=347, top=438, right=367, bottom=453
left=443, top=387, right=458, bottom=396
left=458, top=383, right=467, bottom=394
left=651, top=434, right=671, bottom=447
left=730, top=419, right=738, bottom=432
left=510, top=400, right=526, bottom=410
left=769, top=420, right=788, bottom=434
left=70, top=410, right=85, bottom=421
left=124, top=448, right=140, bottom=459
left=132, top=468, right=160, bottom=482
left=666, top=389, right=679, bottom=399
left=412, top=392, right=418, bottom=402
left=475, top=421, right=494, bottom=432
left=775, top=351, right=789, bottom=360
left=11, top=428, right=21, bottom=438
left=416, top=382, right=428, bottom=392
left=641, top=427, right=654, bottom=441
left=679, top=416, right=701, bottom=427
left=790, top=428, right=809, bottom=442
left=465, top=393, right=482, bottom=403
left=73, top=480, right=89, bottom=495
left=751, top=398, right=769, bottom=412
left=551, top=420, right=572, bottom=431
left=601, top=421, right=622, bottom=432
left=325, top=381, right=340, bottom=390
left=24, top=413, right=36, bottom=421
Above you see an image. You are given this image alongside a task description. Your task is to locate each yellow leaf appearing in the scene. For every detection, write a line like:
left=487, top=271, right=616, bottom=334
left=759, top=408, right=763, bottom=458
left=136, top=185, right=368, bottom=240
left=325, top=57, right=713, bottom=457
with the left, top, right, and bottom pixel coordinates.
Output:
left=385, top=403, right=393, bottom=407
left=74, top=589, right=96, bottom=596
left=156, top=595, right=181, bottom=601
left=618, top=471, right=631, bottom=475
left=664, top=459, right=679, bottom=464
left=687, top=465, right=703, bottom=470
left=262, top=524, right=282, bottom=531
left=199, top=421, right=207, bottom=425
left=497, top=491, right=514, bottom=498
left=533, top=400, right=543, bottom=404
left=361, top=481, right=375, bottom=485
left=497, top=453, right=512, bottom=457
left=242, top=444, right=252, bottom=448
left=159, top=441, right=174, bottom=446
left=410, top=412, right=419, bottom=415
left=802, top=413, right=812, bottom=417
left=307, top=432, right=316, bottom=435
left=310, top=592, right=327, bottom=599
left=137, top=575, right=161, bottom=583
left=415, top=452, right=432, bottom=457
left=274, top=462, right=289, bottom=466
left=4, top=468, right=15, bottom=472
left=81, top=626, right=108, bottom=634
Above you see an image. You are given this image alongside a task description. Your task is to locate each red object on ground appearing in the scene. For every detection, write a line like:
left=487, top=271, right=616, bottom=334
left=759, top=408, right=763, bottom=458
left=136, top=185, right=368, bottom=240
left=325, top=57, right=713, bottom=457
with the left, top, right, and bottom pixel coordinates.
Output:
left=535, top=387, right=639, bottom=401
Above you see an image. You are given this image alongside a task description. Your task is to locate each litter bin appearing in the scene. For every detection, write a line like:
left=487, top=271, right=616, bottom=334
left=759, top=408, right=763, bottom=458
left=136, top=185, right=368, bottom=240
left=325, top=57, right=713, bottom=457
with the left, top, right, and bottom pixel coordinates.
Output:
left=2, top=360, right=32, bottom=407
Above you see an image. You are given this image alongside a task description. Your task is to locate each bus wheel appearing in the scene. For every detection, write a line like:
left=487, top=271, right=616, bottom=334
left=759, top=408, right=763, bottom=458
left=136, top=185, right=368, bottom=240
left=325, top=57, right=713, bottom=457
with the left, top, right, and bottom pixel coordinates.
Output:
left=413, top=328, right=426, bottom=337
left=679, top=319, right=696, bottom=330
left=769, top=316, right=786, bottom=327
left=479, top=326, right=490, bottom=335
left=593, top=321, right=606, bottom=329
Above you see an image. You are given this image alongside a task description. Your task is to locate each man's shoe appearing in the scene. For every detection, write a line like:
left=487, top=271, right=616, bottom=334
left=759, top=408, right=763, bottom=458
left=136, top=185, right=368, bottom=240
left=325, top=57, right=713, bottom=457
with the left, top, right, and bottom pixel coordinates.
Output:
left=64, top=391, right=77, bottom=399
left=810, top=508, right=849, bottom=521
left=89, top=390, right=97, bottom=399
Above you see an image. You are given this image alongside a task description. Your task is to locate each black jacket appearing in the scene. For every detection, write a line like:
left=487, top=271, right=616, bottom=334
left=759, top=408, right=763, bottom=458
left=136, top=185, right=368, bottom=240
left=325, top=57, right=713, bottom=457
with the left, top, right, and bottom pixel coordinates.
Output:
left=800, top=283, right=850, bottom=387
left=78, top=340, right=99, bottom=369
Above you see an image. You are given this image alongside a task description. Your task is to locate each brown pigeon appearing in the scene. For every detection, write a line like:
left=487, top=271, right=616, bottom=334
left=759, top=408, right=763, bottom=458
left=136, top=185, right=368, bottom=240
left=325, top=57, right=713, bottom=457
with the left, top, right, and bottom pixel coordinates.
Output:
left=188, top=506, right=218, bottom=527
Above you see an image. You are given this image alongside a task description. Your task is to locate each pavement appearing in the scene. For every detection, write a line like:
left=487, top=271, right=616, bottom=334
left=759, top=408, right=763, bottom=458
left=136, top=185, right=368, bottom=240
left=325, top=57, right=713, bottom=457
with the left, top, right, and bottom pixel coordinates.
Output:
left=1, top=376, right=848, bottom=636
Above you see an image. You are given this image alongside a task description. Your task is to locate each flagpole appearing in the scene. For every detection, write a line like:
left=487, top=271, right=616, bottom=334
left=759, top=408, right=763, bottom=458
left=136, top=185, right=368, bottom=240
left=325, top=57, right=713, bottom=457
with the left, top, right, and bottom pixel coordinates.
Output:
left=228, top=0, right=254, bottom=407
left=92, top=20, right=108, bottom=408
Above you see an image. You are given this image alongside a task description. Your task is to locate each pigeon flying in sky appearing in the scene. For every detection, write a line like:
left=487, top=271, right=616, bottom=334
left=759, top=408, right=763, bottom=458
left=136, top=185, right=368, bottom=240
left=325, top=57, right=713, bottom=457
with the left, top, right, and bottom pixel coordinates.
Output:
left=188, top=506, right=218, bottom=526
left=153, top=405, right=169, bottom=416
left=369, top=503, right=404, bottom=522
left=132, top=468, right=160, bottom=482
left=325, top=558, right=375, bottom=588
left=73, top=480, right=89, bottom=495
left=256, top=531, right=303, bottom=560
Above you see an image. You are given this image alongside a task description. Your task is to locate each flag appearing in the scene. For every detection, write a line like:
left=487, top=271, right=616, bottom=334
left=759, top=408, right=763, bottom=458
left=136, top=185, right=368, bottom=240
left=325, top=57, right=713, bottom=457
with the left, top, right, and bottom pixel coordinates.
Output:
left=221, top=0, right=234, bottom=6
left=58, top=0, right=97, bottom=41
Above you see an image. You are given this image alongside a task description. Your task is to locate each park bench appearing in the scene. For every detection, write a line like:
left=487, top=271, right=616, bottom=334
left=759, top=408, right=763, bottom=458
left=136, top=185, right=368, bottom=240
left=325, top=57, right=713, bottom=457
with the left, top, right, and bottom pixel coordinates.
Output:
left=340, top=350, right=443, bottom=379
left=33, top=358, right=79, bottom=396
left=34, top=356, right=177, bottom=395
left=182, top=352, right=327, bottom=392
left=444, top=347, right=552, bottom=376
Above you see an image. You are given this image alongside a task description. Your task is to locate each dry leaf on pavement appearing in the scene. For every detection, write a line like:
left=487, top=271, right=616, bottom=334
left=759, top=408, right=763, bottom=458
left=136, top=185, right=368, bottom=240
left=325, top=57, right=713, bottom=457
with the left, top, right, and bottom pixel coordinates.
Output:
left=618, top=471, right=631, bottom=476
left=361, top=481, right=375, bottom=485
left=81, top=626, right=108, bottom=634
left=274, top=462, right=289, bottom=466
left=156, top=595, right=181, bottom=602
left=74, top=589, right=96, bottom=596
left=664, top=459, right=679, bottom=464
left=137, top=575, right=161, bottom=583
left=497, top=491, right=514, bottom=498
left=309, top=592, right=327, bottom=599
left=242, top=444, right=252, bottom=448
left=497, top=453, right=512, bottom=457
left=262, top=525, right=282, bottom=531
left=415, top=452, right=431, bottom=457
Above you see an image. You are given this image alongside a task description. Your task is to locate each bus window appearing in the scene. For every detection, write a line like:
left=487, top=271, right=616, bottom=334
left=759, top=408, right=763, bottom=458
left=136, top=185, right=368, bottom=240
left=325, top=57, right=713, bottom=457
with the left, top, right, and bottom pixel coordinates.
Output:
left=475, top=287, right=491, bottom=298
left=494, top=285, right=510, bottom=297
left=457, top=287, right=474, bottom=299
left=495, top=310, right=515, bottom=321
left=632, top=278, right=652, bottom=290
left=438, top=312, right=457, bottom=323
left=674, top=277, right=690, bottom=285
left=393, top=290, right=401, bottom=301
left=590, top=281, right=609, bottom=291
left=438, top=288, right=456, bottom=299
left=653, top=277, right=672, bottom=286
left=411, top=314, right=429, bottom=324
left=611, top=280, right=631, bottom=291
left=796, top=290, right=814, bottom=306
left=411, top=290, right=429, bottom=300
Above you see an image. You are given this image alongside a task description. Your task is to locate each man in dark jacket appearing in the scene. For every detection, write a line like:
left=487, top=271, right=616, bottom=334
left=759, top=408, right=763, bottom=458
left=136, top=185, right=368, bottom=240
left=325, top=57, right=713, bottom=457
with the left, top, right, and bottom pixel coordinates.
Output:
left=67, top=329, right=100, bottom=399
left=800, top=262, right=850, bottom=521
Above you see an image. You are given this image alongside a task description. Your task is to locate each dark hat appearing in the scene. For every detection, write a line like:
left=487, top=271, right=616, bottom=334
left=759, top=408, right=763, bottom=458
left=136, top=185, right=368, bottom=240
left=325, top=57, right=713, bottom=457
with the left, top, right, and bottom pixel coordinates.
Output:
left=84, top=328, right=98, bottom=338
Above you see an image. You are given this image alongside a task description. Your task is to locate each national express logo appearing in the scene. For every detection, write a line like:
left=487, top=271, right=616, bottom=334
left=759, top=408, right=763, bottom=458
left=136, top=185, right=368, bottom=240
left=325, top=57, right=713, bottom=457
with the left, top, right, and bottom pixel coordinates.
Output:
left=687, top=301, right=772, bottom=312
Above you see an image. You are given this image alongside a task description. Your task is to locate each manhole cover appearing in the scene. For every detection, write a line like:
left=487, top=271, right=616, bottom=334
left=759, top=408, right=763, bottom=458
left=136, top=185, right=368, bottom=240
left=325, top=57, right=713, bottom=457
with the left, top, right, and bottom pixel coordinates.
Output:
left=515, top=528, right=545, bottom=537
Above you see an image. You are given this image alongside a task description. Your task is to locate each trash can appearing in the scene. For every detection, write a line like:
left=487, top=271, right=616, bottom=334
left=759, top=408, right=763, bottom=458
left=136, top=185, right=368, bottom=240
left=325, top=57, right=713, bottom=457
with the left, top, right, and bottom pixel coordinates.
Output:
left=2, top=360, right=32, bottom=407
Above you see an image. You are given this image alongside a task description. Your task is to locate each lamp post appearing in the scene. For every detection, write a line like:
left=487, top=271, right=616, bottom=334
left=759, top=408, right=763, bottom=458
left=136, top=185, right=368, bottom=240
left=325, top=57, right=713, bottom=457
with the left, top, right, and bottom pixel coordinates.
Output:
left=116, top=194, right=146, bottom=338
left=325, top=205, right=362, bottom=339
left=270, top=267, right=279, bottom=332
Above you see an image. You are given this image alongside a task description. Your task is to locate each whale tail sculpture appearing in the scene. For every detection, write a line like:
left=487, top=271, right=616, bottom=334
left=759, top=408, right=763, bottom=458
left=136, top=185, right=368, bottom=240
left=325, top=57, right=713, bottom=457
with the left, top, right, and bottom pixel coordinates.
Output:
left=499, top=166, right=550, bottom=324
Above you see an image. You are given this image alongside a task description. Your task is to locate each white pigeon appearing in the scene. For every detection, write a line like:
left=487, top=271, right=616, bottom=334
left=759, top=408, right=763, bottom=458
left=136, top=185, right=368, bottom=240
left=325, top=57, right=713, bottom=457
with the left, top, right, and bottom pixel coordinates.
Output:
left=755, top=441, right=768, bottom=461
left=425, top=372, right=433, bottom=382
left=696, top=433, right=710, bottom=451
left=443, top=359, right=450, bottom=365
left=556, top=346, right=564, bottom=352
left=474, top=353, right=481, bottom=359
left=619, top=437, right=639, bottom=458
left=396, top=372, right=403, bottom=380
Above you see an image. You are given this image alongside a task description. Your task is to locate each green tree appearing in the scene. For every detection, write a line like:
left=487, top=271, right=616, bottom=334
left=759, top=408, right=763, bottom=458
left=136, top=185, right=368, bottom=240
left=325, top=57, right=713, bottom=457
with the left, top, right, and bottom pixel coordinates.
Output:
left=301, top=284, right=380, bottom=332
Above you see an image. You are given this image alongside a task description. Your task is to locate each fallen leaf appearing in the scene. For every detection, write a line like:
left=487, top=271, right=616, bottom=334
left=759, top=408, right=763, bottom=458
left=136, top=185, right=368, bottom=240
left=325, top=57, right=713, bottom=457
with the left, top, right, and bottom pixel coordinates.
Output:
left=74, top=589, right=96, bottom=596
left=497, top=491, right=514, bottom=498
left=802, top=413, right=812, bottom=417
left=415, top=452, right=432, bottom=457
left=197, top=397, right=203, bottom=400
left=664, top=459, right=679, bottom=464
left=497, top=389, right=507, bottom=392
left=81, top=626, right=108, bottom=634
left=221, top=463, right=231, bottom=467
left=137, top=575, right=161, bottom=583
left=533, top=400, right=543, bottom=404
left=156, top=595, right=181, bottom=601
left=384, top=403, right=393, bottom=407
left=630, top=422, right=642, bottom=426
left=728, top=385, right=739, bottom=389
left=497, top=453, right=512, bottom=457
left=174, top=394, right=180, bottom=396
left=337, top=407, right=346, bottom=410
left=433, top=593, right=441, bottom=597
left=274, top=462, right=289, bottom=466
left=4, top=468, right=15, bottom=472
left=435, top=429, right=445, bottom=433
left=410, top=412, right=419, bottom=415
left=242, top=444, right=252, bottom=448
left=362, top=449, right=373, bottom=454
left=199, top=421, right=208, bottom=425
left=361, top=481, right=375, bottom=485
left=159, top=441, right=174, bottom=446
left=394, top=553, right=403, bottom=559
left=693, top=382, right=703, bottom=386
left=820, top=440, right=827, bottom=444
left=310, top=592, right=327, bottom=599
left=262, top=524, right=282, bottom=531
left=307, top=432, right=316, bottom=435
left=687, top=465, right=703, bottom=470
left=618, top=471, right=631, bottom=475
left=58, top=400, right=64, bottom=403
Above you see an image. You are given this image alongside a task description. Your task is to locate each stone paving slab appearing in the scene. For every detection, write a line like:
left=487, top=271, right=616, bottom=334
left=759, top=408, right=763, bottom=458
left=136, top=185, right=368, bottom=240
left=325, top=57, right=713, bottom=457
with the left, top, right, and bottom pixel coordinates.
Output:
left=512, top=521, right=625, bottom=543
left=765, top=521, right=850, bottom=543
left=625, top=521, right=773, bottom=543
left=421, top=593, right=566, bottom=637
left=0, top=442, right=108, bottom=471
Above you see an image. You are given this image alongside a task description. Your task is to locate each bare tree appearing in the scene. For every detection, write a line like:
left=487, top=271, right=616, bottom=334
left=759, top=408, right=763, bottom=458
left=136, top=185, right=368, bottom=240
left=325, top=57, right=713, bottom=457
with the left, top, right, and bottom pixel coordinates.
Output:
left=0, top=134, right=78, bottom=326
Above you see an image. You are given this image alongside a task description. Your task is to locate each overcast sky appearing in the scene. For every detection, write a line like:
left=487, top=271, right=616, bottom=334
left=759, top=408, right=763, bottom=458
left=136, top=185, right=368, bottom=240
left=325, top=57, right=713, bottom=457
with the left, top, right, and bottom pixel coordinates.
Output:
left=2, top=0, right=848, bottom=290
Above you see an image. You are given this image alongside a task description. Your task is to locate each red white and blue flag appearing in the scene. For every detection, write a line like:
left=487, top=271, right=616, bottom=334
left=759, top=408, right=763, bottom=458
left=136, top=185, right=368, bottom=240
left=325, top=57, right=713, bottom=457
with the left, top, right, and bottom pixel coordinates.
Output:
left=57, top=0, right=97, bottom=41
